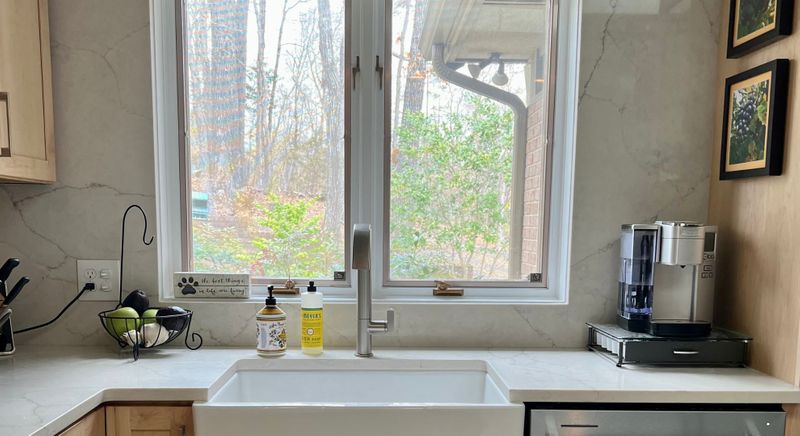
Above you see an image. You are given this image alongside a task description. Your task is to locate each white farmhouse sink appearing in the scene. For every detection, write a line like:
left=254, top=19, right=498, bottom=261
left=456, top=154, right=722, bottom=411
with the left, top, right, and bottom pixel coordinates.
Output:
left=193, top=358, right=523, bottom=436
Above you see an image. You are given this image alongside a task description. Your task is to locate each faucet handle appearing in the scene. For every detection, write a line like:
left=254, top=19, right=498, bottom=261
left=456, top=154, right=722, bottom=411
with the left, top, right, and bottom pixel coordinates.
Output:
left=386, top=308, right=395, bottom=333
left=369, top=308, right=395, bottom=335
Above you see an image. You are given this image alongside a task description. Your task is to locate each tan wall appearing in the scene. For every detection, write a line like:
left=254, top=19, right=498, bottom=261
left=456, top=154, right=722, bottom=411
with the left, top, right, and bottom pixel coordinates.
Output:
left=708, top=3, right=800, bottom=433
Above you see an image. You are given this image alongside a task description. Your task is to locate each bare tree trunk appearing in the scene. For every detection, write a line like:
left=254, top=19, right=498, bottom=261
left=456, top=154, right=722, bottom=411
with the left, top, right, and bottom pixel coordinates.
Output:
left=252, top=0, right=267, bottom=188
left=207, top=0, right=249, bottom=191
left=317, top=0, right=344, bottom=232
left=392, top=0, right=412, bottom=145
left=263, top=0, right=292, bottom=189
left=401, top=0, right=426, bottom=121
left=185, top=0, right=212, bottom=193
left=249, top=0, right=292, bottom=189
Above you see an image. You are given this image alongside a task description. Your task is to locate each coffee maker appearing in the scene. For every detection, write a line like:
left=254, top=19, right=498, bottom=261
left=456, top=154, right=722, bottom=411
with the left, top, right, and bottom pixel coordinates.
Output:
left=616, top=221, right=717, bottom=337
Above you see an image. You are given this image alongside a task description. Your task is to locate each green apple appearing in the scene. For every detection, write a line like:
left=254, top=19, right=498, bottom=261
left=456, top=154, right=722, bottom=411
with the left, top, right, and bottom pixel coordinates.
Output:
left=105, top=307, right=142, bottom=337
left=141, top=308, right=159, bottom=324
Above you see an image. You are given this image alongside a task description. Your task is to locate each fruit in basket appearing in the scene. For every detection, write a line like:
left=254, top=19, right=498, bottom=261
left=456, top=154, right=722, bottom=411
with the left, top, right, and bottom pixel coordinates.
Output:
left=120, top=329, right=140, bottom=347
left=105, top=307, right=142, bottom=337
left=122, top=323, right=171, bottom=347
left=156, top=306, right=188, bottom=331
left=121, top=290, right=150, bottom=315
left=141, top=308, right=159, bottom=324
left=142, top=323, right=171, bottom=347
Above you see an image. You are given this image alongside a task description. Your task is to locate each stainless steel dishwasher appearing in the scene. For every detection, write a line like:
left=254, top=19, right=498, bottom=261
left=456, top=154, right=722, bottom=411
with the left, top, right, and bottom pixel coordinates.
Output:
left=527, top=404, right=785, bottom=435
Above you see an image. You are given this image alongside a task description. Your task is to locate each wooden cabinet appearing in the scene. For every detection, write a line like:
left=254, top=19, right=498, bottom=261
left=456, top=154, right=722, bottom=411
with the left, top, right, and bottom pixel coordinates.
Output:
left=0, top=0, right=56, bottom=183
left=106, top=406, right=194, bottom=436
left=59, top=405, right=194, bottom=436
left=59, top=407, right=106, bottom=436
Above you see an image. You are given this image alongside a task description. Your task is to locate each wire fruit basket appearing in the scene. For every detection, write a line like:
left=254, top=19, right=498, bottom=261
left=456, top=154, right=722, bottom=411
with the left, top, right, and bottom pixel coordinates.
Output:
left=98, top=308, right=202, bottom=361
left=97, top=204, right=203, bottom=361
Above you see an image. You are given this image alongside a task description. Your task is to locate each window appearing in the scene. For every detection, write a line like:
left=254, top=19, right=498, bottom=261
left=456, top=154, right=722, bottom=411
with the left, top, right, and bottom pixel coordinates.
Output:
left=385, top=0, right=553, bottom=287
left=179, top=0, right=349, bottom=284
left=153, top=0, right=577, bottom=300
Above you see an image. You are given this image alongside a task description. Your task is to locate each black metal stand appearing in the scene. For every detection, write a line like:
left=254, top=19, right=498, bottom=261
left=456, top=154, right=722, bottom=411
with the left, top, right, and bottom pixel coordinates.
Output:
left=98, top=204, right=203, bottom=361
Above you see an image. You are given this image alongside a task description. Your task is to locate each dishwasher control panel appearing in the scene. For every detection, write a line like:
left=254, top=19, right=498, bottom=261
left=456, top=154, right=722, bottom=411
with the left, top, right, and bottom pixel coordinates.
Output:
left=527, top=404, right=785, bottom=436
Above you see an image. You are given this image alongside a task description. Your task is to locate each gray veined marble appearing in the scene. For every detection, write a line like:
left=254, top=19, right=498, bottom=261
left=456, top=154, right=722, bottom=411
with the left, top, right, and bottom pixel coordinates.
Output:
left=0, top=0, right=720, bottom=348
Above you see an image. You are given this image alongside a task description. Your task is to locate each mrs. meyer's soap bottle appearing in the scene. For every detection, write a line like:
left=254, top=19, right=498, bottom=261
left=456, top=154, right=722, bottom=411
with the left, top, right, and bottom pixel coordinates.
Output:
left=256, top=286, right=287, bottom=357
left=301, top=281, right=323, bottom=355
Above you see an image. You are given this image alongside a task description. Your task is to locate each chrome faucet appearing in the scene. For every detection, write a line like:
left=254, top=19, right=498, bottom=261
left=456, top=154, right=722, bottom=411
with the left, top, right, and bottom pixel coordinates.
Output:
left=352, top=224, right=394, bottom=357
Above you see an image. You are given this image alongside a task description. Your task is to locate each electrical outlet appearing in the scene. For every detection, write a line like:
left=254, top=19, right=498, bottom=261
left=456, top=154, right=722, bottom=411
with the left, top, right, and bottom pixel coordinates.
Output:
left=77, top=260, right=120, bottom=301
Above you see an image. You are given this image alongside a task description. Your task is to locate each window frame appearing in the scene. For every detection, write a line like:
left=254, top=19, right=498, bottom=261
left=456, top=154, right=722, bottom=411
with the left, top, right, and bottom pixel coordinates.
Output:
left=175, top=0, right=354, bottom=290
left=151, top=0, right=579, bottom=303
left=380, top=0, right=560, bottom=290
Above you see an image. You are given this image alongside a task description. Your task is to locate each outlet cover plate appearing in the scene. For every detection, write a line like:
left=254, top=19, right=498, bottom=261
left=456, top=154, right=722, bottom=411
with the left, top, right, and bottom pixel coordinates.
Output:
left=77, top=260, right=120, bottom=301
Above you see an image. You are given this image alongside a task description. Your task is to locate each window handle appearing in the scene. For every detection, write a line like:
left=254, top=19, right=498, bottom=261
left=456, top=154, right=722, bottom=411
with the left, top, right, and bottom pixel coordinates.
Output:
left=352, top=56, right=360, bottom=90
left=375, top=55, right=384, bottom=90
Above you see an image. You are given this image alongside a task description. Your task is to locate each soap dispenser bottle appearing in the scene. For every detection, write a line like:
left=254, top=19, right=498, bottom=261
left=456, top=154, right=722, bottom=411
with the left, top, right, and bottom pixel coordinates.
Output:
left=301, top=281, right=323, bottom=355
left=256, top=286, right=287, bottom=357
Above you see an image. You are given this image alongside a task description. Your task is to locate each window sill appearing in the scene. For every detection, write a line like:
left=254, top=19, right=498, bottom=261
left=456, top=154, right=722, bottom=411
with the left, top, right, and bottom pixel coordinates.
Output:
left=158, top=291, right=567, bottom=306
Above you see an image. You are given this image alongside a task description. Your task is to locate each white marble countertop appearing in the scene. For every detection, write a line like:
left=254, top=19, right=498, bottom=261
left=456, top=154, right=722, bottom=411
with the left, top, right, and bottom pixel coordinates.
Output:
left=2, top=346, right=800, bottom=436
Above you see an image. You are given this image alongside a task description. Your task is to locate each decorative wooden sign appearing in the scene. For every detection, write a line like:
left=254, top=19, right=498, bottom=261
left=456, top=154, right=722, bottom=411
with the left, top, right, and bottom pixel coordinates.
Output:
left=173, top=272, right=250, bottom=298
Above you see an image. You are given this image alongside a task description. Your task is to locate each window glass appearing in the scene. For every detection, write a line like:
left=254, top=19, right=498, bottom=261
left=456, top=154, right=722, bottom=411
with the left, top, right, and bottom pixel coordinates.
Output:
left=183, top=0, right=347, bottom=280
left=387, top=0, right=550, bottom=282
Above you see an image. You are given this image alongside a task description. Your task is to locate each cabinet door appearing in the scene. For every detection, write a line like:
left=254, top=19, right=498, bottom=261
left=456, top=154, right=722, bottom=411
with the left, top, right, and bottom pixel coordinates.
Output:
left=0, top=0, right=56, bottom=182
left=106, top=406, right=194, bottom=436
left=58, top=407, right=106, bottom=436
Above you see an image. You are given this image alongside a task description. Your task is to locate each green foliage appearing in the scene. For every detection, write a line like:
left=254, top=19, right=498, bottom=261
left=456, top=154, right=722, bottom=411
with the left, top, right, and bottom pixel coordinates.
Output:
left=192, top=192, right=341, bottom=279
left=737, top=0, right=776, bottom=38
left=192, top=223, right=257, bottom=273
left=390, top=96, right=514, bottom=280
left=729, top=80, right=768, bottom=165
left=252, top=194, right=339, bottom=278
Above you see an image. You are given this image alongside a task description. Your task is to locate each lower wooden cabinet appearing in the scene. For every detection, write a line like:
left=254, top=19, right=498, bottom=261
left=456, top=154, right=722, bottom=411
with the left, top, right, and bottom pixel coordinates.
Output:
left=106, top=405, right=193, bottom=436
left=58, top=404, right=193, bottom=436
left=59, top=407, right=105, bottom=436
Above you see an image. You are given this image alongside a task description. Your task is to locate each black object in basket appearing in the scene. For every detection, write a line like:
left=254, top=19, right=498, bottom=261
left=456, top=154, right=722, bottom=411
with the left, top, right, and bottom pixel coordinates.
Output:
left=97, top=204, right=203, bottom=361
left=99, top=309, right=203, bottom=361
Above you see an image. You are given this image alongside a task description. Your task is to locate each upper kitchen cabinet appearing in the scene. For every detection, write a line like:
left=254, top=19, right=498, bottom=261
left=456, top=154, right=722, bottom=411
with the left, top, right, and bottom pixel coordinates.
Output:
left=0, top=0, right=56, bottom=183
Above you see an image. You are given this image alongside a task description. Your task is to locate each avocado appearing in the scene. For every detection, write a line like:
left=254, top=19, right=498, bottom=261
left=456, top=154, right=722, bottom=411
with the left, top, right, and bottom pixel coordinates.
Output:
left=156, top=306, right=188, bottom=331
left=121, top=290, right=150, bottom=315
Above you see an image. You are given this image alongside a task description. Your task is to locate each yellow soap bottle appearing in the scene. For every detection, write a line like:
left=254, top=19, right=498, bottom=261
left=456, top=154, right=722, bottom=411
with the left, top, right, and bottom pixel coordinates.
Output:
left=301, top=281, right=323, bottom=355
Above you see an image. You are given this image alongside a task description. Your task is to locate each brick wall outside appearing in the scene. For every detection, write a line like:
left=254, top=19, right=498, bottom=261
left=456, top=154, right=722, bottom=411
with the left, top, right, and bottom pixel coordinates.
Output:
left=520, top=93, right=546, bottom=278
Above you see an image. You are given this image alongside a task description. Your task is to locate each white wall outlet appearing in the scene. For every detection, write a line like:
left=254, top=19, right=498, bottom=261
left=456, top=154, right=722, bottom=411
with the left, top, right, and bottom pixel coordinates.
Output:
left=77, top=260, right=120, bottom=301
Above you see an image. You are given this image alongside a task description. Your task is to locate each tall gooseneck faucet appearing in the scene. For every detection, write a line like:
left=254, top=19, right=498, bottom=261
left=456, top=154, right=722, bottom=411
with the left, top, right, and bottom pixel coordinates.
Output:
left=352, top=224, right=394, bottom=357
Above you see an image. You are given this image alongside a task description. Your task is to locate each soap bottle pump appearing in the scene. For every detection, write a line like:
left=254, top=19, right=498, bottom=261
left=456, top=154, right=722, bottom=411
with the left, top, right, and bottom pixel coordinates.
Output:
left=301, top=281, right=323, bottom=355
left=256, top=286, right=287, bottom=357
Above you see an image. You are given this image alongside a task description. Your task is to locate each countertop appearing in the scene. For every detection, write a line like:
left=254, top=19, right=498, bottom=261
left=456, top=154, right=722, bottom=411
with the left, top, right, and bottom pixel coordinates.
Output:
left=2, top=346, right=800, bottom=436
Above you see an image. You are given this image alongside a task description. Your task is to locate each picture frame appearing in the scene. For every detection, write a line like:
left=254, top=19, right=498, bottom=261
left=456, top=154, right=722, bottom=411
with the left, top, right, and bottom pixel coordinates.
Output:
left=727, top=0, right=794, bottom=58
left=720, top=59, right=789, bottom=180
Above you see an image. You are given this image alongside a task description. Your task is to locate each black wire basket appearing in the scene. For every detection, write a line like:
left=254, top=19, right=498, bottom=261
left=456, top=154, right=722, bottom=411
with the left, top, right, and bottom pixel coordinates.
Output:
left=96, top=204, right=203, bottom=361
left=98, top=308, right=202, bottom=361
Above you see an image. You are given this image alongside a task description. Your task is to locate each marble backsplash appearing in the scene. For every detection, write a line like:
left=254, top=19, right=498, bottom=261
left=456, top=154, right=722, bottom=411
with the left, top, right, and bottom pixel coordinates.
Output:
left=0, top=0, right=720, bottom=349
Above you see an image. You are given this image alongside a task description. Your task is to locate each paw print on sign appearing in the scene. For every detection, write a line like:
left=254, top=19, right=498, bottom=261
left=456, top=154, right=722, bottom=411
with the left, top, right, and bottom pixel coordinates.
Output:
left=178, top=276, right=199, bottom=295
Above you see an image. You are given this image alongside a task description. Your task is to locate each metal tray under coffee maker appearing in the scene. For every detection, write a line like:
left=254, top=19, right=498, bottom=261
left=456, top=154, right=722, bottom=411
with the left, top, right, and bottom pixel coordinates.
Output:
left=587, top=323, right=751, bottom=367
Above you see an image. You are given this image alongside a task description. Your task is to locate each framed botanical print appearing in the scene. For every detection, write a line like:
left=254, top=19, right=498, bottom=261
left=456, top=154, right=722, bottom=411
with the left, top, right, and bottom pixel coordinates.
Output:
left=720, top=59, right=789, bottom=180
left=727, top=0, right=794, bottom=58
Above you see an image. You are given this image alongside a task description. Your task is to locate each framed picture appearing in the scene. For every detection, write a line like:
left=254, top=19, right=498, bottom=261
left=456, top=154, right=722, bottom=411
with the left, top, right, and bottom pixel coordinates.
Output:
left=720, top=59, right=789, bottom=180
left=727, top=0, right=794, bottom=58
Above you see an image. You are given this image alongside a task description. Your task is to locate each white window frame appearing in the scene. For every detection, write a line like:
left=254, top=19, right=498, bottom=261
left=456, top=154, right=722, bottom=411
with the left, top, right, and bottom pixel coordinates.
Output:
left=150, top=0, right=579, bottom=304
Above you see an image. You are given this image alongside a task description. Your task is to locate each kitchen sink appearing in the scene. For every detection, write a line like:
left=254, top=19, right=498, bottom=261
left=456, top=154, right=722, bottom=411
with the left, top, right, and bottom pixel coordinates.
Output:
left=193, top=358, right=523, bottom=436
